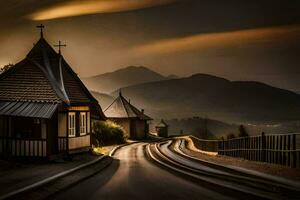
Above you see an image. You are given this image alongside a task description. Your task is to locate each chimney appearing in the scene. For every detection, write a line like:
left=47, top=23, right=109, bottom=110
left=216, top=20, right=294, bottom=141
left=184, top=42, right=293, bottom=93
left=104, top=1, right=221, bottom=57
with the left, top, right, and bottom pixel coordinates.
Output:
left=141, top=109, right=144, bottom=114
left=128, top=99, right=131, bottom=104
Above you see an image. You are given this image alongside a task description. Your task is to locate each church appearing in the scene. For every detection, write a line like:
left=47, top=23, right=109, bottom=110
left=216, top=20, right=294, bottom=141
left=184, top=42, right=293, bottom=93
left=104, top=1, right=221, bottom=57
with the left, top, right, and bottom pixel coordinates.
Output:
left=104, top=92, right=152, bottom=139
left=0, top=25, right=106, bottom=158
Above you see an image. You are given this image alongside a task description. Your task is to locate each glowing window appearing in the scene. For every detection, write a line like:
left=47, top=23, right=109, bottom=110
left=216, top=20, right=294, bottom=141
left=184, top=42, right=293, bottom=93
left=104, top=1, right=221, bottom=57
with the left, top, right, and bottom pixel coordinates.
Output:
left=80, top=112, right=87, bottom=136
left=68, top=112, right=76, bottom=137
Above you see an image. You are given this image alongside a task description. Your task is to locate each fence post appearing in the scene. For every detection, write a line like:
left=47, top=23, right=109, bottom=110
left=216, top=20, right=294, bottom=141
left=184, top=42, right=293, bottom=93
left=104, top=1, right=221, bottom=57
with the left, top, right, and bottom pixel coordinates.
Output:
left=261, top=132, right=266, bottom=162
left=280, top=135, right=283, bottom=165
left=222, top=139, right=225, bottom=155
left=283, top=135, right=287, bottom=166
left=287, top=135, right=291, bottom=167
left=292, top=134, right=296, bottom=168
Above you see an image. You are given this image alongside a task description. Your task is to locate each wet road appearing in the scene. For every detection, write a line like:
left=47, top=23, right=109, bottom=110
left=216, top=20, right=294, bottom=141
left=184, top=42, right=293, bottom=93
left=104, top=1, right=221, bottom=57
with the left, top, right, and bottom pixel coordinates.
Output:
left=54, top=143, right=231, bottom=200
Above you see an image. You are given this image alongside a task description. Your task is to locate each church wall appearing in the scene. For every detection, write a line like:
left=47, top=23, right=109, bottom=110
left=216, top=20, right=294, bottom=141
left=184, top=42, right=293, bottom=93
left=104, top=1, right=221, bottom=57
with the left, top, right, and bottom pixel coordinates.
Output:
left=156, top=127, right=168, bottom=137
left=58, top=113, right=67, bottom=137
left=134, top=120, right=147, bottom=139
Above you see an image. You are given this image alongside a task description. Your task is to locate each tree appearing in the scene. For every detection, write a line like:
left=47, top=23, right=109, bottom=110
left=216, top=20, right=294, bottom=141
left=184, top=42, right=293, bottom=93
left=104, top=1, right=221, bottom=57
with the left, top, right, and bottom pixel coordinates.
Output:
left=238, top=125, right=249, bottom=137
left=0, top=64, right=13, bottom=74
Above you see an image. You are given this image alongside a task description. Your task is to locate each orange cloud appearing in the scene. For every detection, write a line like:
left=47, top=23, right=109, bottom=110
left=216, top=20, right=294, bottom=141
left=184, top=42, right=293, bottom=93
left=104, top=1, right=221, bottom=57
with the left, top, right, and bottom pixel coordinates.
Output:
left=131, top=24, right=300, bottom=56
left=30, top=0, right=178, bottom=21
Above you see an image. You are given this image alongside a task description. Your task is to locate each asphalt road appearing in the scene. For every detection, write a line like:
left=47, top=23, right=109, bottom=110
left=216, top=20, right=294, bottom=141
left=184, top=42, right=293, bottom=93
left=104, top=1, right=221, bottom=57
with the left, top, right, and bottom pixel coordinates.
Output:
left=53, top=143, right=232, bottom=200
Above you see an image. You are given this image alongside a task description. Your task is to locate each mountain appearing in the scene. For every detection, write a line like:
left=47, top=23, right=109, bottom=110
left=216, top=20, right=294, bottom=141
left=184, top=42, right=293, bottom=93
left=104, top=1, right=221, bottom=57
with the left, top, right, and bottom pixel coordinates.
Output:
left=82, top=66, right=167, bottom=93
left=112, top=74, right=300, bottom=123
left=90, top=91, right=115, bottom=110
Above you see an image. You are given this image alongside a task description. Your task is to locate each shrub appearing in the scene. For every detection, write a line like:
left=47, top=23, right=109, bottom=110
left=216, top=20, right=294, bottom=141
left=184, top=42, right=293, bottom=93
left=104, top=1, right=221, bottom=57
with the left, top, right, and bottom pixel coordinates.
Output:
left=93, top=120, right=127, bottom=146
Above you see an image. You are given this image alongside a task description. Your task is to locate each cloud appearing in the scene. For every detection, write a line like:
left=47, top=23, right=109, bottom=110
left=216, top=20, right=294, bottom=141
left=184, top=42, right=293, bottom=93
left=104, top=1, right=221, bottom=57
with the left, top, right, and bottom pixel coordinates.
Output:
left=30, top=0, right=178, bottom=21
left=130, top=24, right=300, bottom=56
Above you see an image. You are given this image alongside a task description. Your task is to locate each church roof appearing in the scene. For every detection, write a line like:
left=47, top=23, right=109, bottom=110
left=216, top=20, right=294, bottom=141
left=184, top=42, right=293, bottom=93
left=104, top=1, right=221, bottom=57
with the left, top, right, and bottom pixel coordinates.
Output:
left=0, top=31, right=106, bottom=119
left=156, top=119, right=168, bottom=128
left=0, top=37, right=98, bottom=105
left=104, top=92, right=152, bottom=120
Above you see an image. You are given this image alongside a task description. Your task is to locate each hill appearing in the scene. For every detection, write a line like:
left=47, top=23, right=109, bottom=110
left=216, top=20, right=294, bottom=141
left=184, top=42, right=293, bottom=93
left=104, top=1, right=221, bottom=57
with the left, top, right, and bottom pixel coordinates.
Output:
left=82, top=66, right=166, bottom=93
left=113, top=74, right=300, bottom=123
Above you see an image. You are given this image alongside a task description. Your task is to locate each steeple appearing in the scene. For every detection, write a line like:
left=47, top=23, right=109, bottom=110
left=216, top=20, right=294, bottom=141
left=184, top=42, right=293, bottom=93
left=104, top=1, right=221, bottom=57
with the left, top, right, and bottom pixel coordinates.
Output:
left=36, top=24, right=45, bottom=38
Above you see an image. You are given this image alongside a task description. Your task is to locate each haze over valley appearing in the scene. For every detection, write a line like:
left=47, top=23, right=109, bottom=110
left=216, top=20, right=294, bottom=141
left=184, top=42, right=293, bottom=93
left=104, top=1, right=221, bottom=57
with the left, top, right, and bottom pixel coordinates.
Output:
left=84, top=66, right=300, bottom=137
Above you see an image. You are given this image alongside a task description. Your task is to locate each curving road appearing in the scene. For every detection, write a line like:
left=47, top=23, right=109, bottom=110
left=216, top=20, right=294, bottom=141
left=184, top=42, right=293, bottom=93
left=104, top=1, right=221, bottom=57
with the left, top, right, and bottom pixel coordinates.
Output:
left=53, top=143, right=232, bottom=200
left=154, top=140, right=300, bottom=200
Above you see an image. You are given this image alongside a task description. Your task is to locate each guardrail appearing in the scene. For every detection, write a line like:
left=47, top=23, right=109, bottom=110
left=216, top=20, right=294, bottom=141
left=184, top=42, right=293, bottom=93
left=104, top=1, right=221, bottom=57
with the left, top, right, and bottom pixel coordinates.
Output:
left=188, top=133, right=300, bottom=168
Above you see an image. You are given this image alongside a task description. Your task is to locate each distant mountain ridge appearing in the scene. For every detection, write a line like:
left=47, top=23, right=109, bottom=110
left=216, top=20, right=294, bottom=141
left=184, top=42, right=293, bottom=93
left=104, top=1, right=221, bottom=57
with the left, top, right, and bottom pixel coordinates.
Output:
left=82, top=66, right=167, bottom=93
left=111, top=73, right=300, bottom=123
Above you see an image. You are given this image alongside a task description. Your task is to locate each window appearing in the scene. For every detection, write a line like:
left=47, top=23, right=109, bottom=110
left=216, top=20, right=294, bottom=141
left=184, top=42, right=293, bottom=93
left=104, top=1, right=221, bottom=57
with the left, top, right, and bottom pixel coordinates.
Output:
left=68, top=112, right=76, bottom=137
left=87, top=112, right=90, bottom=133
left=80, top=112, right=87, bottom=136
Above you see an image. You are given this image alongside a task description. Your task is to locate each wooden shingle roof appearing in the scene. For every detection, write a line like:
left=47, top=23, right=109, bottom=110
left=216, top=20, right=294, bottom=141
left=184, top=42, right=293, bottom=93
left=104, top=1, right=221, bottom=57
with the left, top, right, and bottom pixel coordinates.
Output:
left=0, top=59, right=61, bottom=103
left=104, top=92, right=152, bottom=120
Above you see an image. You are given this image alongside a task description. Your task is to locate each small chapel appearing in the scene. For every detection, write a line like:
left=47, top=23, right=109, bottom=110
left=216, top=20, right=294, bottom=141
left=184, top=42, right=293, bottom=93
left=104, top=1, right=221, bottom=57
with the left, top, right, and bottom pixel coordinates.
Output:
left=0, top=25, right=106, bottom=158
left=155, top=119, right=169, bottom=138
left=104, top=92, right=152, bottom=139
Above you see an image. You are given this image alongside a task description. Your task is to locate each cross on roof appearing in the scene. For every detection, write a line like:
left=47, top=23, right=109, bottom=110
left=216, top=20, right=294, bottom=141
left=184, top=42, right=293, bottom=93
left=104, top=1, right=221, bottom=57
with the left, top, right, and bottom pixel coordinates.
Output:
left=36, top=24, right=45, bottom=38
left=54, top=40, right=67, bottom=54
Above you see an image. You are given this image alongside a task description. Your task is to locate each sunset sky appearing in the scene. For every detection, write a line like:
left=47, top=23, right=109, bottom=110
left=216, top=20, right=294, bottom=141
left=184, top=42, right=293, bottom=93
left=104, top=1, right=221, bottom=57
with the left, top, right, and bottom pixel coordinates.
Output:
left=0, top=0, right=299, bottom=92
